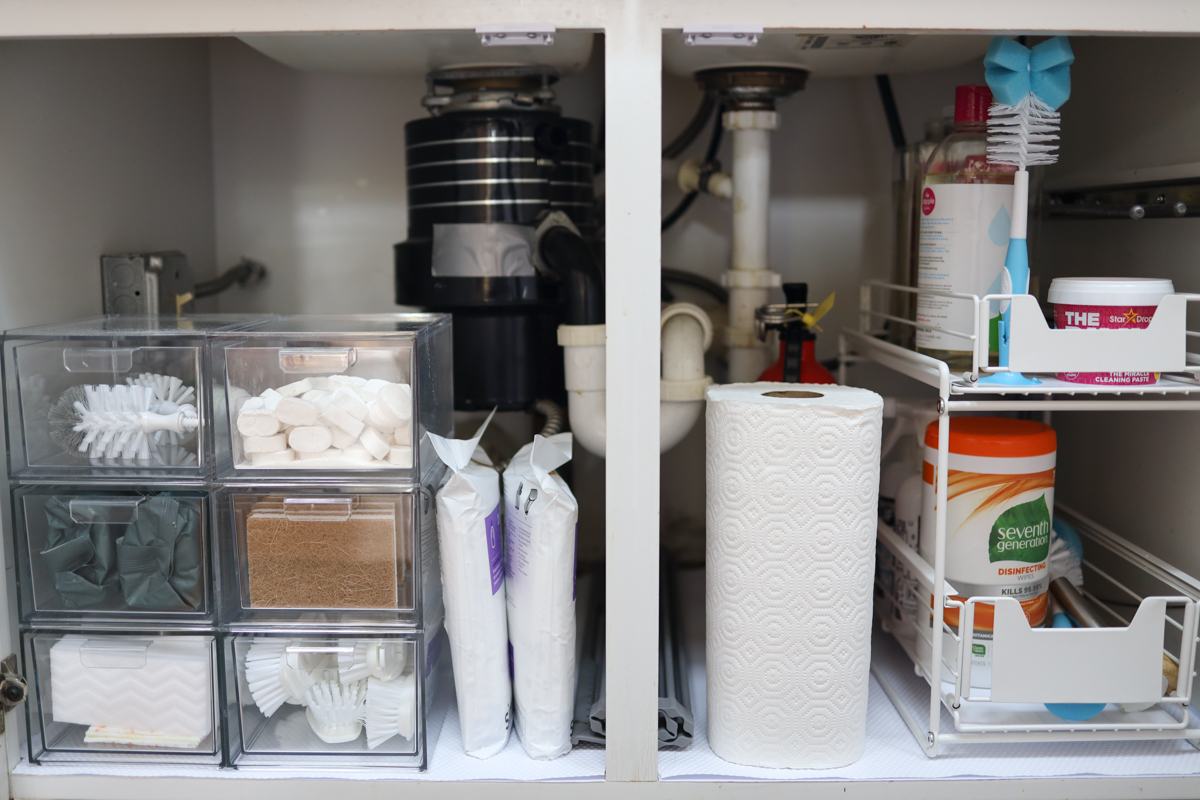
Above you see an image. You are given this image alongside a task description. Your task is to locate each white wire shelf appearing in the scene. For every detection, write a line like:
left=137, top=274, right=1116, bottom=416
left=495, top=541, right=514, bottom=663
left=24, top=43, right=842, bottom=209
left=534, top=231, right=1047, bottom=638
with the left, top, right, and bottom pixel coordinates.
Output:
left=873, top=503, right=1200, bottom=755
left=842, top=281, right=1200, bottom=411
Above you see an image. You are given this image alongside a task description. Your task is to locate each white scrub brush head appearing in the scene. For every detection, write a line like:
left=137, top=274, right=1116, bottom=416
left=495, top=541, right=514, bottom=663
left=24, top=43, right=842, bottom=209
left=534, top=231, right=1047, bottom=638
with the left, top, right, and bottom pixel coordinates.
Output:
left=244, top=639, right=318, bottom=717
left=339, top=640, right=406, bottom=683
left=365, top=672, right=417, bottom=749
left=304, top=680, right=366, bottom=744
left=986, top=94, right=1061, bottom=168
left=48, top=381, right=198, bottom=461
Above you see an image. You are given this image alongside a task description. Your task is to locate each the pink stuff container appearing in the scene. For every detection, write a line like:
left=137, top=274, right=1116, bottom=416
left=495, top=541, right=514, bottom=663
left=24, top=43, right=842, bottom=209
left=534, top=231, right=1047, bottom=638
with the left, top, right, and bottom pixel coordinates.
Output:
left=1048, top=277, right=1175, bottom=385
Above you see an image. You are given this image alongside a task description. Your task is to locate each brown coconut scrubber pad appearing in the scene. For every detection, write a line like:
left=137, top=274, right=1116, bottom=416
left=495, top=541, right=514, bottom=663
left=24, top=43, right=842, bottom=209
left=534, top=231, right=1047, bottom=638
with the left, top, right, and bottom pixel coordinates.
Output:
left=245, top=498, right=399, bottom=608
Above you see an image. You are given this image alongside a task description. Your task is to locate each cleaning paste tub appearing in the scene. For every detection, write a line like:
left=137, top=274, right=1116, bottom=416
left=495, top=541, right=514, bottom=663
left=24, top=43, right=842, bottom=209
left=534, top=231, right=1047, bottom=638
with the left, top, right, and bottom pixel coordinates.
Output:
left=1048, top=277, right=1175, bottom=385
left=917, top=417, right=1056, bottom=688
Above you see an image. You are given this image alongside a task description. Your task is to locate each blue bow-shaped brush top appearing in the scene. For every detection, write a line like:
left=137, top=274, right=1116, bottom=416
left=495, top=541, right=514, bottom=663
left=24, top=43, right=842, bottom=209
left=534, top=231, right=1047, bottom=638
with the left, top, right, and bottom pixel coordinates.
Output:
left=984, top=36, right=1075, bottom=109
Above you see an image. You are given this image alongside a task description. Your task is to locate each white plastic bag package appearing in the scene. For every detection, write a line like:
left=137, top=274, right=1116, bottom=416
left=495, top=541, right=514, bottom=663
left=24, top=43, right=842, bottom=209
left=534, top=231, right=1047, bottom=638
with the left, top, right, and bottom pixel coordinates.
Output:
left=428, top=411, right=512, bottom=759
left=502, top=432, right=578, bottom=760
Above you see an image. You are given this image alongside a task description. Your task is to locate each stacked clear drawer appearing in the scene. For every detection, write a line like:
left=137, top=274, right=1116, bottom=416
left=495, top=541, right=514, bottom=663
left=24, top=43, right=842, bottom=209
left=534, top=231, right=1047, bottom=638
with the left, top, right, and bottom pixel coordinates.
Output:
left=4, top=313, right=453, bottom=768
left=209, top=314, right=452, bottom=768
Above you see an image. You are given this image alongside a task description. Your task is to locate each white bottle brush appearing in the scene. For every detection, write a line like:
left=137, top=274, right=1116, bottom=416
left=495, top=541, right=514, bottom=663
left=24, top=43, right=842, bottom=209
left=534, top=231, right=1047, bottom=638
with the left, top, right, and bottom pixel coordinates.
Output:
left=979, top=36, right=1074, bottom=386
left=48, top=373, right=198, bottom=461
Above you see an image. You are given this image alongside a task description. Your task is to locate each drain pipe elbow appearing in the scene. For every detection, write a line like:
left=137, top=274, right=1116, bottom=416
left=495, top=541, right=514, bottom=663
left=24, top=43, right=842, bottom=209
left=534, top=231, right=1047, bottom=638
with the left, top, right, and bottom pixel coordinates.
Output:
left=559, top=304, right=714, bottom=459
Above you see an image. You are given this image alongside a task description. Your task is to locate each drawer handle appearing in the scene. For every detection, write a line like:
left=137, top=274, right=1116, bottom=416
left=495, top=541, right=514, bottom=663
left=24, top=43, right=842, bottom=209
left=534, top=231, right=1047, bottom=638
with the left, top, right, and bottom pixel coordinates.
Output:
left=68, top=497, right=142, bottom=525
left=79, top=639, right=151, bottom=669
left=282, top=496, right=358, bottom=522
left=278, top=348, right=356, bottom=374
left=63, top=348, right=134, bottom=373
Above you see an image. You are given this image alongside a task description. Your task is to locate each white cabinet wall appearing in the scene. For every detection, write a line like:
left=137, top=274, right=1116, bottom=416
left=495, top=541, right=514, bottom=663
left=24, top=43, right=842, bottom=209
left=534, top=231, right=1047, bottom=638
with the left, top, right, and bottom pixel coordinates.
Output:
left=1, top=2, right=1200, bottom=798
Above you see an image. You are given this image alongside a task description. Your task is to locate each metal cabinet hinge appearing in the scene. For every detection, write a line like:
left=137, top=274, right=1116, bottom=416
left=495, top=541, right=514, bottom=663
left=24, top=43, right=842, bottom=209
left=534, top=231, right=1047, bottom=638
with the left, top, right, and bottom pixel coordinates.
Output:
left=476, top=24, right=555, bottom=46
left=682, top=25, right=763, bottom=46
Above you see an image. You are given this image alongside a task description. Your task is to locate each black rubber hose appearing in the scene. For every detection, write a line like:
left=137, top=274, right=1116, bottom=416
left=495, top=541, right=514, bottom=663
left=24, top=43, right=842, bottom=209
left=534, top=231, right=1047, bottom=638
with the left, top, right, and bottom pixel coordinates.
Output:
left=539, top=226, right=604, bottom=325
left=194, top=258, right=267, bottom=298
left=875, top=75, right=906, bottom=150
left=662, top=268, right=728, bottom=304
left=662, top=104, right=725, bottom=233
left=663, top=92, right=716, bottom=159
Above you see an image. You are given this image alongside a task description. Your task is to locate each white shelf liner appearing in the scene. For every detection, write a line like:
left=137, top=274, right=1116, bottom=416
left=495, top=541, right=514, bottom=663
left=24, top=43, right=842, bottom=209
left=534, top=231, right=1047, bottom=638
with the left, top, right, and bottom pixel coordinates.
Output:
left=15, top=567, right=1200, bottom=784
left=659, top=568, right=1200, bottom=781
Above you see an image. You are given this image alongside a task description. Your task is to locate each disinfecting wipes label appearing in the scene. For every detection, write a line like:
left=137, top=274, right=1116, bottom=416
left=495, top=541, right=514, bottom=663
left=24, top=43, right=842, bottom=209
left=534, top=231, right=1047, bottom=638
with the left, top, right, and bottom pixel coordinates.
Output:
left=916, top=182, right=1012, bottom=353
left=921, top=455, right=1054, bottom=687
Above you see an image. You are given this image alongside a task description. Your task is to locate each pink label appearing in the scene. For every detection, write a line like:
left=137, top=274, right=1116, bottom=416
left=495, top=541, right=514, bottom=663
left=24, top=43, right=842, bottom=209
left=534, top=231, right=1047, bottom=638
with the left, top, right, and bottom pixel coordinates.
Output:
left=1053, top=302, right=1160, bottom=385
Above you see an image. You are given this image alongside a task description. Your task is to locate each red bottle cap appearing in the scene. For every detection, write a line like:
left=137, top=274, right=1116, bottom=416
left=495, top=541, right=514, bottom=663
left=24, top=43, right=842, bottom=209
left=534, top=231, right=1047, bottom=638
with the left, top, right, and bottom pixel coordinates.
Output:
left=954, top=85, right=993, bottom=124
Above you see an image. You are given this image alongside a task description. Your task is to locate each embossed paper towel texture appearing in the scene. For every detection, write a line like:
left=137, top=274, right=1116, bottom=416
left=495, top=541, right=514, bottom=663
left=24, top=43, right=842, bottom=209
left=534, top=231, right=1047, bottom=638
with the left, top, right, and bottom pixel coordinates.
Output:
left=706, top=384, right=882, bottom=769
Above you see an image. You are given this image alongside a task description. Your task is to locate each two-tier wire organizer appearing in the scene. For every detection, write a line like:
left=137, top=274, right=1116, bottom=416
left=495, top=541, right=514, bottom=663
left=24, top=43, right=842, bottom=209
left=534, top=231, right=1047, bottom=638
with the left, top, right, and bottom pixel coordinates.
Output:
left=840, top=281, right=1200, bottom=757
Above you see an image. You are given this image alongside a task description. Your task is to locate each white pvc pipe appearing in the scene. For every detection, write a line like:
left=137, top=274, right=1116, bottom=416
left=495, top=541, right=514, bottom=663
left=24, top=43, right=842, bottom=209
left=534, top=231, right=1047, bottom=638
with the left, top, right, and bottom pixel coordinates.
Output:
left=731, top=126, right=771, bottom=273
left=560, top=305, right=712, bottom=458
left=661, top=313, right=704, bottom=382
left=725, top=111, right=778, bottom=383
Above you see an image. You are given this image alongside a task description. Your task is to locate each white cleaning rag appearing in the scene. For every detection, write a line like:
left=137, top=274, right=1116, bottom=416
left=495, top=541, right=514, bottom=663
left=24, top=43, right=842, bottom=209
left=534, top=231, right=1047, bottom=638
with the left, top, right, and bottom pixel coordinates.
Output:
left=428, top=410, right=512, bottom=759
left=502, top=433, right=577, bottom=760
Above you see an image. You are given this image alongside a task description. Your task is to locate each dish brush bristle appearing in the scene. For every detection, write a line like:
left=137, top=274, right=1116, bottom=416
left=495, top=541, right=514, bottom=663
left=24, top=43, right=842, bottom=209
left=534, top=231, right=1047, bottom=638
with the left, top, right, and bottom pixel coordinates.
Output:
left=365, top=672, right=417, bottom=749
left=987, top=95, right=1061, bottom=168
left=304, top=680, right=366, bottom=744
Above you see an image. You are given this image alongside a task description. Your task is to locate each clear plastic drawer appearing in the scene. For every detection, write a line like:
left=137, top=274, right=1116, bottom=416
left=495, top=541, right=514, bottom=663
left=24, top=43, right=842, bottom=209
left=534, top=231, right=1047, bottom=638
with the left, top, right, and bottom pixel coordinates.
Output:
left=210, top=314, right=452, bottom=480
left=3, top=315, right=267, bottom=478
left=215, top=485, right=441, bottom=629
left=24, top=631, right=220, bottom=764
left=14, top=486, right=212, bottom=625
left=223, top=625, right=447, bottom=768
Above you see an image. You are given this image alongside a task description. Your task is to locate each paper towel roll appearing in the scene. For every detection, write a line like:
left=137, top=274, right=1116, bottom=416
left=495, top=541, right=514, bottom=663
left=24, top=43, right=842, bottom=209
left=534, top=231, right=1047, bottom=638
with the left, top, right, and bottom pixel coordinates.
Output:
left=706, top=383, right=882, bottom=769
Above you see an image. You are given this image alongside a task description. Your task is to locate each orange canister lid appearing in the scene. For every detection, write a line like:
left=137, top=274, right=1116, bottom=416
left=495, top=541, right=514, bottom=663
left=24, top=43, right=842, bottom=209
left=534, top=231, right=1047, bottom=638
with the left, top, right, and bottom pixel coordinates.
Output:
left=924, top=417, right=1056, bottom=458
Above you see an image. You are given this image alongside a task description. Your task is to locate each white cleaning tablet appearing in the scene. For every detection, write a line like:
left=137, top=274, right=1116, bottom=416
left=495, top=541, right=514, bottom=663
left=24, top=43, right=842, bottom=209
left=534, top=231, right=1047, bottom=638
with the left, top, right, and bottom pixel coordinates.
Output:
left=277, top=378, right=314, bottom=398
left=261, top=388, right=284, bottom=411
left=276, top=397, right=319, bottom=427
left=332, top=389, right=369, bottom=421
left=251, top=449, right=295, bottom=466
left=388, top=445, right=413, bottom=468
left=378, top=384, right=412, bottom=423
left=298, top=448, right=342, bottom=461
left=330, top=425, right=359, bottom=449
left=360, top=428, right=391, bottom=460
left=289, top=425, right=334, bottom=454
left=393, top=424, right=412, bottom=447
left=301, top=389, right=329, bottom=402
left=366, top=402, right=398, bottom=432
left=237, top=410, right=281, bottom=438
left=343, top=444, right=376, bottom=463
left=243, top=433, right=289, bottom=454
left=329, top=375, right=368, bottom=388
left=319, top=404, right=365, bottom=438
left=365, top=379, right=392, bottom=396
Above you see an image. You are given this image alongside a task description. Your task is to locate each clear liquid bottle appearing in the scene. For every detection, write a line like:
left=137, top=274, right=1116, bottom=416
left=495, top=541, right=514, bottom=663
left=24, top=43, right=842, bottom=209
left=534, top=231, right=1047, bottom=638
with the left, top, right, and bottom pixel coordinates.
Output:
left=915, top=85, right=1015, bottom=371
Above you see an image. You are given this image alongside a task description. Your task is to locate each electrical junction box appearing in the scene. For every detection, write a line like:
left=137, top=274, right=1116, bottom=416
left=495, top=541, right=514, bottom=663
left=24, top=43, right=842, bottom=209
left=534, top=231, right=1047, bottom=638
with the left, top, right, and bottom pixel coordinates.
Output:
left=101, top=251, right=196, bottom=317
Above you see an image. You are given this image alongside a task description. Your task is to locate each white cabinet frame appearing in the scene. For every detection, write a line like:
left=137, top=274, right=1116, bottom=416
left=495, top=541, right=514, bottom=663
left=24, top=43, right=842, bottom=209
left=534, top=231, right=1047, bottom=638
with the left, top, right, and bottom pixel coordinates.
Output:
left=3, top=0, right=1200, bottom=793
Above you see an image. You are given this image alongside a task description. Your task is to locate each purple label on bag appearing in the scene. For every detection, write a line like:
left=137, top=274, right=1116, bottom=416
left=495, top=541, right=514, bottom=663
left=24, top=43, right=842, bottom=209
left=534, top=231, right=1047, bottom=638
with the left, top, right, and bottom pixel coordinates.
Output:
left=486, top=504, right=503, bottom=594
